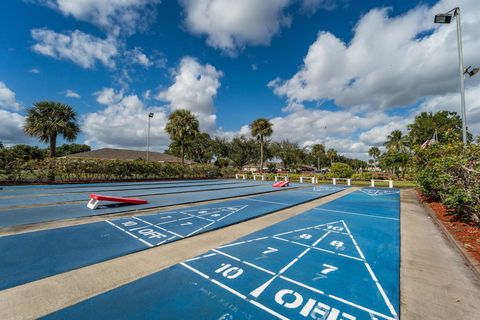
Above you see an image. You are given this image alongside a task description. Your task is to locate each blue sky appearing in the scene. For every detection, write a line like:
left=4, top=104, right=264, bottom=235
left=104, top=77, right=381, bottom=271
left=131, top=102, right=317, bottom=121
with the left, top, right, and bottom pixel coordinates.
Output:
left=1, top=0, right=480, bottom=159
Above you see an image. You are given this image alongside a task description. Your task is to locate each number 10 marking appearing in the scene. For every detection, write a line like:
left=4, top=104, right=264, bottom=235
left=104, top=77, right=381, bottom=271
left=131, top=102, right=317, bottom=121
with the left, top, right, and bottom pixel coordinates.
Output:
left=215, top=263, right=244, bottom=279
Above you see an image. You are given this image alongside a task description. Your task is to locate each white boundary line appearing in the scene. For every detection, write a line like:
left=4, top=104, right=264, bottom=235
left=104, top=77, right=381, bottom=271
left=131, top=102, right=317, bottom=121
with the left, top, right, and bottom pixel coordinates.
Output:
left=180, top=262, right=289, bottom=320
left=104, top=220, right=154, bottom=247
left=313, top=207, right=400, bottom=221
left=342, top=221, right=398, bottom=318
left=197, top=243, right=396, bottom=320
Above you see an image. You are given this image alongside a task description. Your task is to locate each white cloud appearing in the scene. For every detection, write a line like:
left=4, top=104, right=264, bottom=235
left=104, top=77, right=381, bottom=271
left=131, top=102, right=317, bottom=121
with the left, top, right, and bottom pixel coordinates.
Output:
left=0, top=82, right=29, bottom=145
left=65, top=89, right=81, bottom=98
left=301, top=0, right=338, bottom=14
left=37, top=0, right=160, bottom=35
left=31, top=28, right=118, bottom=69
left=419, top=82, right=480, bottom=137
left=0, top=110, right=29, bottom=145
left=270, top=0, right=480, bottom=111
left=158, top=56, right=223, bottom=132
left=82, top=88, right=170, bottom=149
left=359, top=118, right=412, bottom=146
left=29, top=68, right=40, bottom=74
left=0, top=81, right=21, bottom=111
left=125, top=47, right=153, bottom=68
left=218, top=102, right=401, bottom=160
left=179, top=0, right=292, bottom=55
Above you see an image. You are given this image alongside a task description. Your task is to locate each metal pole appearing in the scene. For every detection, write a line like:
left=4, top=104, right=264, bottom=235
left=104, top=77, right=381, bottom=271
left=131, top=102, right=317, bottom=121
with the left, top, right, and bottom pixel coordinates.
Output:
left=454, top=7, right=467, bottom=145
left=146, top=116, right=151, bottom=162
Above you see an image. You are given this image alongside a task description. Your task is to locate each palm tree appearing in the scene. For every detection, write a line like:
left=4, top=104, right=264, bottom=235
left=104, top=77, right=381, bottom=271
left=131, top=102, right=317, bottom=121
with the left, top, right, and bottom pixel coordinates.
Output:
left=368, top=146, right=381, bottom=167
left=250, top=118, right=273, bottom=173
left=311, top=144, right=325, bottom=170
left=384, top=130, right=408, bottom=153
left=165, top=109, right=199, bottom=165
left=24, top=101, right=80, bottom=157
left=326, top=148, right=337, bottom=166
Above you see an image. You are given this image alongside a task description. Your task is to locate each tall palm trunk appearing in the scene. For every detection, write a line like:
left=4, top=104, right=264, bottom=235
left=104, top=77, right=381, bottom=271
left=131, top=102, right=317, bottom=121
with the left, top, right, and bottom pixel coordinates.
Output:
left=49, top=134, right=57, bottom=157
left=260, top=137, right=264, bottom=174
left=180, top=140, right=185, bottom=165
left=48, top=134, right=57, bottom=181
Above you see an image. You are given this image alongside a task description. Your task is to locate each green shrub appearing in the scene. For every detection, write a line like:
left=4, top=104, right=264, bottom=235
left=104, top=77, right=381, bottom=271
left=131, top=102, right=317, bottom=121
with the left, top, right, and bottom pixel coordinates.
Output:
left=351, top=172, right=373, bottom=181
left=414, top=141, right=480, bottom=224
left=330, top=162, right=354, bottom=178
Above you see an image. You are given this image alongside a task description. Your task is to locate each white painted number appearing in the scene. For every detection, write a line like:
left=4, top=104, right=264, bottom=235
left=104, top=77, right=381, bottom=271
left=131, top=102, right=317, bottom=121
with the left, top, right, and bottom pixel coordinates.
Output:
left=138, top=228, right=166, bottom=239
left=299, top=233, right=312, bottom=239
left=180, top=222, right=193, bottom=226
left=121, top=221, right=137, bottom=227
left=262, top=247, right=278, bottom=255
left=215, top=263, right=244, bottom=279
left=275, top=289, right=356, bottom=319
left=330, top=241, right=344, bottom=249
left=327, top=225, right=344, bottom=232
left=320, top=264, right=338, bottom=275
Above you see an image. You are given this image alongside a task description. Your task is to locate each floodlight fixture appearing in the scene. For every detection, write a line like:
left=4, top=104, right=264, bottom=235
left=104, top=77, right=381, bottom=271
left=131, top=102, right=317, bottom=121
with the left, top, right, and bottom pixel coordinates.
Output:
left=464, top=66, right=480, bottom=78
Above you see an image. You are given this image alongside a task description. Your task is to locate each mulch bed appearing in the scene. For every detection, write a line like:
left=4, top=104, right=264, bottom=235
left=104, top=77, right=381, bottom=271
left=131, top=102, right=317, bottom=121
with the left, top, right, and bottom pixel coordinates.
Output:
left=417, top=190, right=480, bottom=264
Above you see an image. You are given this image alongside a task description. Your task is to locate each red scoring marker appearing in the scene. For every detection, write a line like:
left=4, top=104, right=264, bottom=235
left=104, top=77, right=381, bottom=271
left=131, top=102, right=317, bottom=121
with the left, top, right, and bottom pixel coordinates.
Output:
left=87, top=193, right=148, bottom=210
left=272, top=181, right=289, bottom=187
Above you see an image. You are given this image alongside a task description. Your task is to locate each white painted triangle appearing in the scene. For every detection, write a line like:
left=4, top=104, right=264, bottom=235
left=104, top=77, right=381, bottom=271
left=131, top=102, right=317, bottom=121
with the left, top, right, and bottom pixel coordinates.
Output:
left=360, top=188, right=399, bottom=197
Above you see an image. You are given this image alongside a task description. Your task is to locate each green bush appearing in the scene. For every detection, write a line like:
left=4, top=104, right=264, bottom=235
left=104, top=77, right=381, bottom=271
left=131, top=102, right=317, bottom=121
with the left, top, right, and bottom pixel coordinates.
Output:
left=0, top=158, right=224, bottom=183
left=415, top=140, right=480, bottom=224
left=351, top=172, right=373, bottom=181
left=330, top=162, right=354, bottom=178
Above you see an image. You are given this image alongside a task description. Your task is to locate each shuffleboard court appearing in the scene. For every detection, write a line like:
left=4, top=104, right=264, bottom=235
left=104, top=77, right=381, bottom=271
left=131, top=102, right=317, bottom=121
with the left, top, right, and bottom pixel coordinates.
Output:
left=0, top=186, right=345, bottom=291
left=45, top=188, right=399, bottom=320
left=0, top=183, right=296, bottom=228
left=0, top=180, right=263, bottom=209
left=0, top=179, right=243, bottom=198
left=0, top=179, right=221, bottom=192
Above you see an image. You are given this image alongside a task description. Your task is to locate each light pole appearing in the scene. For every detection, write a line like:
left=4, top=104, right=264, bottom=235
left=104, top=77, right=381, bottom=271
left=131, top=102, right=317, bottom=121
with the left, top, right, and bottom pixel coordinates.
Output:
left=434, top=7, right=478, bottom=145
left=146, top=112, right=154, bottom=162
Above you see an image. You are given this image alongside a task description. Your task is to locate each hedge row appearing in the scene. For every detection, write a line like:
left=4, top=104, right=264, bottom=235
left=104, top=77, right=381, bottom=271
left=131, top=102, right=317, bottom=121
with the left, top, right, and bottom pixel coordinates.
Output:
left=1, top=158, right=233, bottom=183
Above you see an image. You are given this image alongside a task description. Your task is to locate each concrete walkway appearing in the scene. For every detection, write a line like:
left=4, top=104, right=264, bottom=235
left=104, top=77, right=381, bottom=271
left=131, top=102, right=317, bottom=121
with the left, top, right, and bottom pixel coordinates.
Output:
left=400, top=189, right=480, bottom=319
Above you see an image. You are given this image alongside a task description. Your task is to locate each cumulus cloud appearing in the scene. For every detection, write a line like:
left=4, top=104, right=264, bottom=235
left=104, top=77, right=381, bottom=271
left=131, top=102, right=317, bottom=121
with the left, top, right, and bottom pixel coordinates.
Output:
left=31, top=29, right=118, bottom=69
left=270, top=0, right=480, bottom=111
left=0, top=110, right=29, bottom=145
left=36, top=0, right=160, bottom=36
left=419, top=82, right=480, bottom=137
left=179, top=0, right=292, bottom=55
left=65, top=89, right=81, bottom=98
left=0, top=82, right=31, bottom=145
left=218, top=102, right=402, bottom=160
left=29, top=67, right=40, bottom=74
left=82, top=88, right=170, bottom=150
left=158, top=57, right=223, bottom=132
left=359, top=118, right=412, bottom=146
left=0, top=82, right=21, bottom=111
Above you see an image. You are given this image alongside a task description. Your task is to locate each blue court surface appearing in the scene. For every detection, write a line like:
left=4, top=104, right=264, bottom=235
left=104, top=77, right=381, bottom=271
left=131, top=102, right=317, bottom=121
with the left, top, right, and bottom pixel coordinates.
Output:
left=0, top=186, right=345, bottom=291
left=0, top=180, right=262, bottom=208
left=0, top=183, right=298, bottom=228
left=45, top=187, right=400, bottom=320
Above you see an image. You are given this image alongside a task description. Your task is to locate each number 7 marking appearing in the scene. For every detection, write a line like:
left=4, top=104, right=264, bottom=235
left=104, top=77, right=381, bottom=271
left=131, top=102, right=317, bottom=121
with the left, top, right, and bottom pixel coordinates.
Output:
left=262, top=247, right=278, bottom=255
left=320, top=264, right=338, bottom=275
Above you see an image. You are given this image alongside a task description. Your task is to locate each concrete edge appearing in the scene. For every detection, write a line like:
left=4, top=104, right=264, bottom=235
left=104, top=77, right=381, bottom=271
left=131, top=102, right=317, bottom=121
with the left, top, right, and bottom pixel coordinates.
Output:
left=415, top=191, right=480, bottom=280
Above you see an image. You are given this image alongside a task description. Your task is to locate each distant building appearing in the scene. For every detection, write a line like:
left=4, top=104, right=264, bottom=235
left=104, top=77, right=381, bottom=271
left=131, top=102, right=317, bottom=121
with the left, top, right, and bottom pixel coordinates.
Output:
left=65, top=148, right=195, bottom=164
